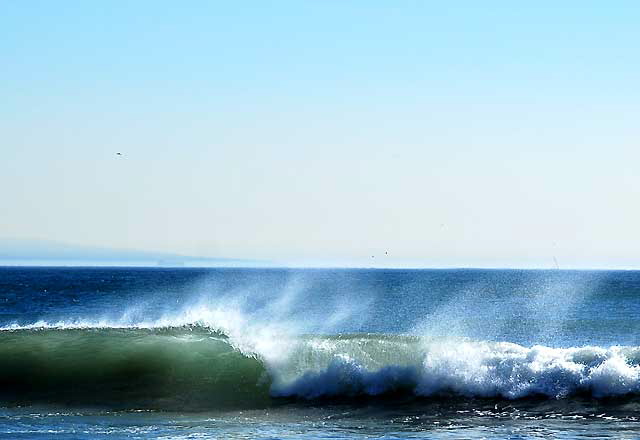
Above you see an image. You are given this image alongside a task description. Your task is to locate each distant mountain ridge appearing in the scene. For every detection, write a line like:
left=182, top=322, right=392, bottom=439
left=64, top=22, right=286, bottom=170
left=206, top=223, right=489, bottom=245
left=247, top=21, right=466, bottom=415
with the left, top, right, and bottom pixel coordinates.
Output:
left=0, top=238, right=265, bottom=267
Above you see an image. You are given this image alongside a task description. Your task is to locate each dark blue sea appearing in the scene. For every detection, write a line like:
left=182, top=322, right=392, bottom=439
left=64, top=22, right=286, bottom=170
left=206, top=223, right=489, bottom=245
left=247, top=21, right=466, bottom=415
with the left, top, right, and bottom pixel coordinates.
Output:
left=2, top=267, right=640, bottom=439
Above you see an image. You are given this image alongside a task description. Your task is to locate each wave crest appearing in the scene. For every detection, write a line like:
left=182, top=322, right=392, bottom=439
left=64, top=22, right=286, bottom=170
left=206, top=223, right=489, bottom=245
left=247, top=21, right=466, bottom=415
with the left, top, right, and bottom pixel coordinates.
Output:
left=2, top=323, right=640, bottom=409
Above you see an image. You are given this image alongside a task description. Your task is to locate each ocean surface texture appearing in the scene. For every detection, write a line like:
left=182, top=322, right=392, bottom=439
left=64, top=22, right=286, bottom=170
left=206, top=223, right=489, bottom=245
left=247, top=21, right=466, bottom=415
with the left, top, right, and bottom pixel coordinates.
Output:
left=1, top=267, right=640, bottom=439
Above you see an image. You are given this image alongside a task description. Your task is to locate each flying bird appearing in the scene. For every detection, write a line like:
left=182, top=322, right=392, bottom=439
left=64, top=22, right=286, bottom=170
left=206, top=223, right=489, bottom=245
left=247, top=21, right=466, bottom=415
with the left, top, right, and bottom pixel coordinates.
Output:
left=116, top=152, right=123, bottom=156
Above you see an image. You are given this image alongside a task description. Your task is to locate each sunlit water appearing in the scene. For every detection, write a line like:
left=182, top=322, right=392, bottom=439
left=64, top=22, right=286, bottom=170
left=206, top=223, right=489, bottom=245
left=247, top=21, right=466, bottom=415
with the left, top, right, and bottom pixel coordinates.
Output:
left=1, top=267, right=640, bottom=439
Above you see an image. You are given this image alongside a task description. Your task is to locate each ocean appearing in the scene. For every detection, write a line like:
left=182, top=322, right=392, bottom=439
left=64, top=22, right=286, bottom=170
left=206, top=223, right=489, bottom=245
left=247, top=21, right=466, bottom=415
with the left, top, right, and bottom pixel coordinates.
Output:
left=1, top=266, right=640, bottom=439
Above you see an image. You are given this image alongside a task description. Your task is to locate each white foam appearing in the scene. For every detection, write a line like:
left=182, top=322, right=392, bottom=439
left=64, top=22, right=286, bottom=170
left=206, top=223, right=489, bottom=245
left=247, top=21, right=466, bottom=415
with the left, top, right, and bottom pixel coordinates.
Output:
left=272, top=339, right=640, bottom=399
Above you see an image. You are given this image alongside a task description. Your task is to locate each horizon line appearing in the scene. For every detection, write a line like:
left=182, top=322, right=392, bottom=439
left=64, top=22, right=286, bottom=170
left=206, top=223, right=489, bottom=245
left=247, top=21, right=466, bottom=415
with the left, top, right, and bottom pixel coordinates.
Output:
left=1, top=262, right=638, bottom=272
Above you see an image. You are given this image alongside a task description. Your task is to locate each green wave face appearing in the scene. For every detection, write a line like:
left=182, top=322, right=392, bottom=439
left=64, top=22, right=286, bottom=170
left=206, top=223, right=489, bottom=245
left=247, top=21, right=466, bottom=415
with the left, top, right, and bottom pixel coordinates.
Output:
left=0, top=327, right=271, bottom=410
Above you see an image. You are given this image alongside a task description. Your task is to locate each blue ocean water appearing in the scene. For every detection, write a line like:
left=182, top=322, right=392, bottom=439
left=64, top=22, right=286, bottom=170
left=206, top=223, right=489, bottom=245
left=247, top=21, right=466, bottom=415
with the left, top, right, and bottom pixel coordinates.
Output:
left=1, top=267, right=640, bottom=439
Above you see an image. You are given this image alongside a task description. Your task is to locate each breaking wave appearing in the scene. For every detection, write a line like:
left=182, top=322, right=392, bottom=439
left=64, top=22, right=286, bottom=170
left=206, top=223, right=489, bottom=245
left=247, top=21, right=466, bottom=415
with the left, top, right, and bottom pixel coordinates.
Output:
left=2, top=319, right=640, bottom=410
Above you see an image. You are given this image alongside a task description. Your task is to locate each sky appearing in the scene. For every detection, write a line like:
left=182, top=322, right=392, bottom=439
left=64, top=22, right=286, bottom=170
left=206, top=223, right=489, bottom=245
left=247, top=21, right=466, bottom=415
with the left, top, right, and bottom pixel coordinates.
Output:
left=1, top=1, right=639, bottom=268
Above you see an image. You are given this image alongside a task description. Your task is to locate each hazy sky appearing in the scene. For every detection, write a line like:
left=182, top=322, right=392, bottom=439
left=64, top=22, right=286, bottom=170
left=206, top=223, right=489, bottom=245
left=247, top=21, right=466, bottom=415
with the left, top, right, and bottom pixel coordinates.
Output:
left=2, top=2, right=639, bottom=268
